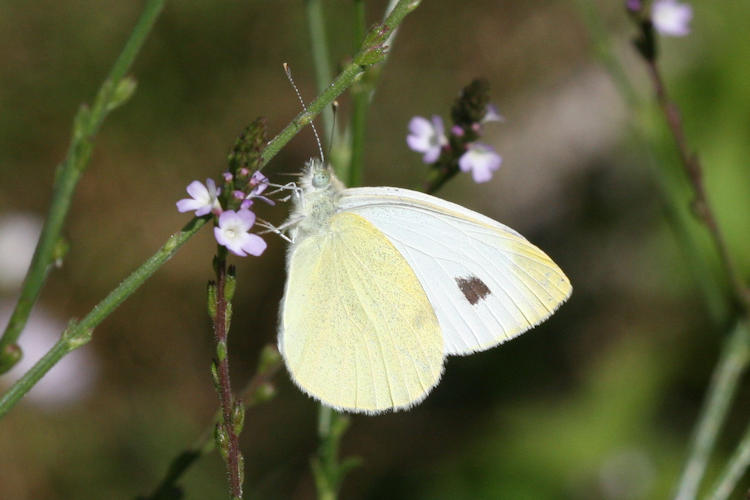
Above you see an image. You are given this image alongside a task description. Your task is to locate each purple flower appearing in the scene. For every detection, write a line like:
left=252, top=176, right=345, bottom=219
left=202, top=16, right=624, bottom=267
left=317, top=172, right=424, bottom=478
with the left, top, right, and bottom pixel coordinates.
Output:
left=176, top=179, right=221, bottom=216
left=222, top=172, right=233, bottom=182
left=481, top=104, right=504, bottom=124
left=459, top=143, right=502, bottom=183
left=244, top=170, right=275, bottom=207
left=213, top=209, right=267, bottom=257
left=406, top=115, right=448, bottom=163
left=248, top=171, right=269, bottom=196
left=652, top=0, right=692, bottom=36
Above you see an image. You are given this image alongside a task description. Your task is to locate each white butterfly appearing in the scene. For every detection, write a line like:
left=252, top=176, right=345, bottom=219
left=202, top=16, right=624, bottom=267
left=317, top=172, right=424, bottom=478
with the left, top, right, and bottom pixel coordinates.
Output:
left=278, top=159, right=571, bottom=414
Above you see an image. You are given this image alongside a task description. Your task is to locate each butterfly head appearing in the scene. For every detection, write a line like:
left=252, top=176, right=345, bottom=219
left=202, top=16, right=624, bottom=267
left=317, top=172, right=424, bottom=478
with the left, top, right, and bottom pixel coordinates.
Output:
left=301, top=158, right=343, bottom=194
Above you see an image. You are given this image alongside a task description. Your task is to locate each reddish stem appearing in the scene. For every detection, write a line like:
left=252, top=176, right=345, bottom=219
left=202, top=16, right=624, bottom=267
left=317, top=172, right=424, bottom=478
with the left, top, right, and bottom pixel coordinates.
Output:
left=213, top=261, right=243, bottom=498
left=645, top=59, right=750, bottom=314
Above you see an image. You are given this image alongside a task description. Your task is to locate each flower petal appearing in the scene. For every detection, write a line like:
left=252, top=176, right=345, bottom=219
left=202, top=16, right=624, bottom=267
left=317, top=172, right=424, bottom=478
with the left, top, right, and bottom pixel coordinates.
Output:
left=176, top=198, right=204, bottom=213
left=241, top=234, right=267, bottom=256
left=236, top=208, right=256, bottom=230
left=185, top=180, right=209, bottom=201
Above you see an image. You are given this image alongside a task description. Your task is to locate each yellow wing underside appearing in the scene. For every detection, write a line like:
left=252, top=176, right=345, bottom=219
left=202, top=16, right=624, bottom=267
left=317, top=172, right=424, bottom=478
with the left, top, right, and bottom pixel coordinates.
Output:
left=281, top=212, right=444, bottom=413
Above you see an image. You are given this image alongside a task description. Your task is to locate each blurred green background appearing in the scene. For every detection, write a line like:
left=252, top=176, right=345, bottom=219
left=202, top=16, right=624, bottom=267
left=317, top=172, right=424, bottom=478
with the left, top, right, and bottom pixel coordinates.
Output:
left=1, top=0, right=749, bottom=498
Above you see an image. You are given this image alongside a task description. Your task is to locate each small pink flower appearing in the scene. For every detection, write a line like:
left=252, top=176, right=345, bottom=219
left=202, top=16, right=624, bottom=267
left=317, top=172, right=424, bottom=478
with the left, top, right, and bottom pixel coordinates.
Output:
left=407, top=115, right=448, bottom=164
left=459, top=143, right=502, bottom=183
left=222, top=172, right=233, bottom=182
left=652, top=0, right=692, bottom=36
left=176, top=179, right=222, bottom=216
left=451, top=125, right=465, bottom=137
left=244, top=171, right=275, bottom=206
left=213, top=209, right=267, bottom=257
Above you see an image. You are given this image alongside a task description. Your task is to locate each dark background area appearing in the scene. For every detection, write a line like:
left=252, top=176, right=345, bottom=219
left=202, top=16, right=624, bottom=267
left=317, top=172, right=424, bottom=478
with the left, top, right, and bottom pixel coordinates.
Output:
left=1, top=1, right=749, bottom=498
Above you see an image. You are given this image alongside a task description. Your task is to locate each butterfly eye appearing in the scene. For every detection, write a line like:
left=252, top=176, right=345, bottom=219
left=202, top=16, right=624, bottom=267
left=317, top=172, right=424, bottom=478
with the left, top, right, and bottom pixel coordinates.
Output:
left=312, top=169, right=330, bottom=188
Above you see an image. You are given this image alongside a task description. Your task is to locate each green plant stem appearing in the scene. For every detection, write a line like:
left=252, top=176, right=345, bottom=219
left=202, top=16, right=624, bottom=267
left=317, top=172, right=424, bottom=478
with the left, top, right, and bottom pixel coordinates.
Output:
left=674, top=320, right=750, bottom=500
left=260, top=0, right=421, bottom=168
left=706, top=413, right=750, bottom=500
left=0, top=0, right=167, bottom=373
left=142, top=346, right=282, bottom=500
left=0, top=217, right=207, bottom=419
left=347, top=0, right=369, bottom=187
left=305, top=0, right=336, bottom=147
left=312, top=406, right=360, bottom=500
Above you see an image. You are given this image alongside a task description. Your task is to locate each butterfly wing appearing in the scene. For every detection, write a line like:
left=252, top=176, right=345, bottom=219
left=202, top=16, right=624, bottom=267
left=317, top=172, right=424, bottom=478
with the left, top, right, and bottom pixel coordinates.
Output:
left=280, top=211, right=444, bottom=413
left=339, top=187, right=572, bottom=356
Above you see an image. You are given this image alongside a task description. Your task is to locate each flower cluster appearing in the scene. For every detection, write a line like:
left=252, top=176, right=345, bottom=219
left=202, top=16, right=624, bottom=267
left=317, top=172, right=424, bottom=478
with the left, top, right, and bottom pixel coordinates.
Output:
left=627, top=0, right=693, bottom=37
left=406, top=79, right=503, bottom=185
left=177, top=168, right=271, bottom=257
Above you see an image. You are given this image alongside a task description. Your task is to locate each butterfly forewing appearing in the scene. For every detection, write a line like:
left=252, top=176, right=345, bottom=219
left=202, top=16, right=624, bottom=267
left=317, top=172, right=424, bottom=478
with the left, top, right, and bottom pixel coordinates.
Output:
left=339, top=187, right=572, bottom=355
left=280, top=211, right=444, bottom=413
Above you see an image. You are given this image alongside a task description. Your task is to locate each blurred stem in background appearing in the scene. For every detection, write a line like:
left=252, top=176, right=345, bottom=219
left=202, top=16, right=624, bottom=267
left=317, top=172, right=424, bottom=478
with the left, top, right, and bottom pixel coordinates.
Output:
left=0, top=0, right=422, bottom=421
left=0, top=0, right=166, bottom=375
left=312, top=407, right=362, bottom=500
left=574, top=2, right=750, bottom=499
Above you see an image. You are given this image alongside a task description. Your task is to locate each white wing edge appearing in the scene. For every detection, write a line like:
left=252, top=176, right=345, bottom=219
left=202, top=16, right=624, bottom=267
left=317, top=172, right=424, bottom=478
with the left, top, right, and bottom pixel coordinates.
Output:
left=339, top=186, right=525, bottom=238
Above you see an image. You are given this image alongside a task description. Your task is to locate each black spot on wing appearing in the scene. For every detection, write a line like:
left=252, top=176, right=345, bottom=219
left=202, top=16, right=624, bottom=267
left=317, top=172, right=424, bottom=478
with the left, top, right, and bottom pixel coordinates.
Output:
left=455, top=276, right=491, bottom=305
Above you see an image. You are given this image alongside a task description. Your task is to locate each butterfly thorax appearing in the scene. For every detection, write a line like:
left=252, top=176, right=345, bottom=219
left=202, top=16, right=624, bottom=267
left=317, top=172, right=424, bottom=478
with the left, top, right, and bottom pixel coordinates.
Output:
left=287, top=159, right=345, bottom=244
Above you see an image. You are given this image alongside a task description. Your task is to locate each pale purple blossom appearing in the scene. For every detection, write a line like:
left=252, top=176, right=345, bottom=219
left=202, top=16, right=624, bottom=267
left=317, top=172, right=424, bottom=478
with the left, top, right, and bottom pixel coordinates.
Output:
left=407, top=115, right=448, bottom=163
left=459, top=143, right=502, bottom=183
left=451, top=125, right=464, bottom=137
left=244, top=171, right=275, bottom=206
left=176, top=179, right=222, bottom=216
left=481, top=104, right=504, bottom=124
left=652, top=0, right=692, bottom=36
left=214, top=208, right=267, bottom=257
left=233, top=190, right=245, bottom=200
left=222, top=172, right=233, bottom=182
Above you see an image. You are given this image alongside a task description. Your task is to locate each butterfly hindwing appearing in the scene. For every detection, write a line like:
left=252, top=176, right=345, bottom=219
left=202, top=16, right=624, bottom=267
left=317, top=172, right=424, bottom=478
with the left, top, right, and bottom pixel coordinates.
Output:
left=339, top=187, right=572, bottom=356
left=280, top=211, right=444, bottom=413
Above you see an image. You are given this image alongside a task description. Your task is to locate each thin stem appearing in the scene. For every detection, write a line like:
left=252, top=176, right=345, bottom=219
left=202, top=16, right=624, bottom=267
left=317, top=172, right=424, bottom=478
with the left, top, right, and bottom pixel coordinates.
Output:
left=706, top=415, right=750, bottom=500
left=673, top=320, right=750, bottom=500
left=348, top=0, right=369, bottom=187
left=305, top=0, right=335, bottom=147
left=644, top=59, right=750, bottom=314
left=260, top=0, right=421, bottom=168
left=312, top=406, right=359, bottom=500
left=142, top=346, right=282, bottom=500
left=211, top=257, right=243, bottom=499
left=0, top=217, right=207, bottom=419
left=0, top=0, right=167, bottom=373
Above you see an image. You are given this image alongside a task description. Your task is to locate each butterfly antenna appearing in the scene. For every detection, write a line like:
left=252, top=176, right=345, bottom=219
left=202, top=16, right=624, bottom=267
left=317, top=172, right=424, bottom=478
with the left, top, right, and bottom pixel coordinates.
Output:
left=284, top=62, right=325, bottom=164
